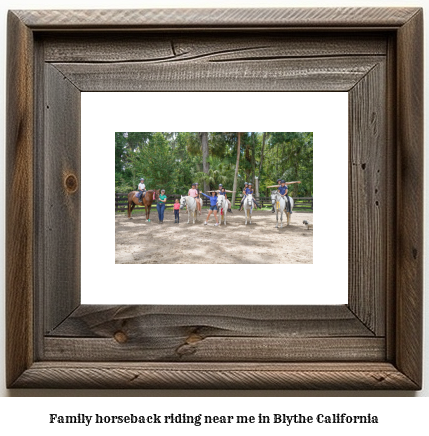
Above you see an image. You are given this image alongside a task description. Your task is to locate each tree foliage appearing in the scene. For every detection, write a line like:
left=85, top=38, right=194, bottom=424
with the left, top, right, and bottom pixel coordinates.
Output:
left=115, top=132, right=313, bottom=197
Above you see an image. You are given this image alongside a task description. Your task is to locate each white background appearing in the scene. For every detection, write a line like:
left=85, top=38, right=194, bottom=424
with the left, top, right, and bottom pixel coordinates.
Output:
left=0, top=0, right=428, bottom=424
left=82, top=92, right=348, bottom=305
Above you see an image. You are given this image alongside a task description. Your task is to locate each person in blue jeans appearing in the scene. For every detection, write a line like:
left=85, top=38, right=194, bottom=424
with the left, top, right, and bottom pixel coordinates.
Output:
left=157, top=189, right=167, bottom=223
left=200, top=191, right=219, bottom=226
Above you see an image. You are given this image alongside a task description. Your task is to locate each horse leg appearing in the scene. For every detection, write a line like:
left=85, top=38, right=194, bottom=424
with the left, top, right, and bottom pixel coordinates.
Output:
left=275, top=210, right=279, bottom=228
left=147, top=205, right=152, bottom=222
left=129, top=201, right=136, bottom=218
left=187, top=209, right=190, bottom=224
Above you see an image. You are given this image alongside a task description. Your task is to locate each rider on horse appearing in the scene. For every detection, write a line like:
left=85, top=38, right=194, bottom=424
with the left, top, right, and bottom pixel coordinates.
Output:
left=239, top=182, right=259, bottom=211
left=278, top=180, right=292, bottom=214
left=217, top=184, right=233, bottom=213
left=267, top=178, right=302, bottom=212
left=137, top=178, right=146, bottom=202
left=188, top=183, right=200, bottom=213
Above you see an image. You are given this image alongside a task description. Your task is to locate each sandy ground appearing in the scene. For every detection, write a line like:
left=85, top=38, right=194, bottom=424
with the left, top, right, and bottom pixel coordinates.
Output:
left=116, top=209, right=313, bottom=264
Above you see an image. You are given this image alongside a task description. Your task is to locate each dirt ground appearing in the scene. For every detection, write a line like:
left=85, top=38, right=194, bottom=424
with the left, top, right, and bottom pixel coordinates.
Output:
left=116, top=209, right=313, bottom=264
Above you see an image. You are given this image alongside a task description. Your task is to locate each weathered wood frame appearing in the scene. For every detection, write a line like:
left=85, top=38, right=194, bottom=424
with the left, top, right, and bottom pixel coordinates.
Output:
left=6, top=8, right=423, bottom=389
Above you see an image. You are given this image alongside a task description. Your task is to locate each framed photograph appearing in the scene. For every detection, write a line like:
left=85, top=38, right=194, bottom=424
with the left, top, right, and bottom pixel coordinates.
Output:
left=6, top=7, right=423, bottom=389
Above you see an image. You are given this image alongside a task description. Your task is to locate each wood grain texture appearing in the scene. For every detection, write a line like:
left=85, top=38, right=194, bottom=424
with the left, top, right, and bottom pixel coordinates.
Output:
left=14, top=8, right=420, bottom=29
left=42, top=33, right=387, bottom=63
left=6, top=11, right=34, bottom=388
left=11, top=362, right=419, bottom=390
left=385, top=34, right=397, bottom=363
left=6, top=8, right=423, bottom=390
left=43, top=305, right=379, bottom=362
left=44, top=64, right=81, bottom=332
left=52, top=56, right=383, bottom=92
left=395, top=10, right=423, bottom=387
left=47, top=305, right=375, bottom=338
left=44, top=337, right=385, bottom=362
left=348, top=61, right=386, bottom=336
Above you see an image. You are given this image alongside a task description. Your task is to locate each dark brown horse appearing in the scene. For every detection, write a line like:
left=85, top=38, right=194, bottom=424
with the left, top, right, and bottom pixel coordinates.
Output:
left=127, top=189, right=159, bottom=221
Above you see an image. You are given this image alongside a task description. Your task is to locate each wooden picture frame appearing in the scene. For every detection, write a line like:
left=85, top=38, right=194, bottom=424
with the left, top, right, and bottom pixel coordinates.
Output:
left=6, top=8, right=423, bottom=389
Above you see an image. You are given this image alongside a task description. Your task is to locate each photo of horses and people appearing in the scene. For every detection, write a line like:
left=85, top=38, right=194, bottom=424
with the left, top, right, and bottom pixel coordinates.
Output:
left=115, top=132, right=313, bottom=264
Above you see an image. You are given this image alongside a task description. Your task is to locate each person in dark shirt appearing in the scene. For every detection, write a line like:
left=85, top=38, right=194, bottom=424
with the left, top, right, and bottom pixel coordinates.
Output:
left=218, top=184, right=234, bottom=213
left=278, top=180, right=292, bottom=214
left=267, top=179, right=301, bottom=213
left=239, top=182, right=259, bottom=211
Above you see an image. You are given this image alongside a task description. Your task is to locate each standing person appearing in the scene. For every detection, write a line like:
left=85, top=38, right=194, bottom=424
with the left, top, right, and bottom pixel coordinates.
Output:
left=195, top=182, right=202, bottom=215
left=157, top=189, right=167, bottom=223
left=137, top=178, right=146, bottom=201
left=173, top=198, right=180, bottom=223
left=200, top=191, right=219, bottom=226
left=187, top=183, right=200, bottom=213
left=267, top=179, right=301, bottom=213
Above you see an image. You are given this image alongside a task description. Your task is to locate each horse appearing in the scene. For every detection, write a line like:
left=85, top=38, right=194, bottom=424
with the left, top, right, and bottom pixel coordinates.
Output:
left=271, top=191, right=294, bottom=228
left=127, top=189, right=159, bottom=221
left=180, top=195, right=199, bottom=224
left=243, top=193, right=254, bottom=225
left=216, top=195, right=229, bottom=225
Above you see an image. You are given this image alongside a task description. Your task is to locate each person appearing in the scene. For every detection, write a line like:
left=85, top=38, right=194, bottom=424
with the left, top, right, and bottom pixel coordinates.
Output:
left=187, top=183, right=200, bottom=214
left=195, top=183, right=202, bottom=215
left=173, top=198, right=180, bottom=223
left=218, top=184, right=234, bottom=213
left=137, top=178, right=146, bottom=202
left=157, top=189, right=167, bottom=223
left=278, top=180, right=292, bottom=214
left=200, top=191, right=219, bottom=226
left=238, top=182, right=249, bottom=211
left=239, top=182, right=259, bottom=211
left=267, top=179, right=301, bottom=213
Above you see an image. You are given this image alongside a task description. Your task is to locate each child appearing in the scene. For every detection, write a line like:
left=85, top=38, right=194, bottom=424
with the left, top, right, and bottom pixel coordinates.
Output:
left=238, top=182, right=248, bottom=211
left=267, top=179, right=301, bottom=212
left=239, top=182, right=259, bottom=211
left=137, top=177, right=146, bottom=201
left=218, top=184, right=234, bottom=213
left=187, top=183, right=200, bottom=213
left=200, top=191, right=219, bottom=226
left=173, top=198, right=180, bottom=223
left=278, top=180, right=291, bottom=213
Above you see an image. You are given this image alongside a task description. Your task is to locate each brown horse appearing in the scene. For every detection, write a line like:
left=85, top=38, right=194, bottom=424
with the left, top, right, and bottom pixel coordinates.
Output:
left=127, top=189, right=159, bottom=221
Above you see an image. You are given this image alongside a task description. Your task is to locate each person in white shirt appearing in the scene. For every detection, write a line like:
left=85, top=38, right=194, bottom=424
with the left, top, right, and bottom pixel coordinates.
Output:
left=138, top=178, right=146, bottom=201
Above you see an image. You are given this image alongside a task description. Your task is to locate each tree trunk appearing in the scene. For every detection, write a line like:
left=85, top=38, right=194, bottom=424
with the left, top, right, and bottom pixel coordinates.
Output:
left=251, top=132, right=256, bottom=188
left=199, top=132, right=209, bottom=193
left=259, top=132, right=266, bottom=176
left=231, top=132, right=241, bottom=207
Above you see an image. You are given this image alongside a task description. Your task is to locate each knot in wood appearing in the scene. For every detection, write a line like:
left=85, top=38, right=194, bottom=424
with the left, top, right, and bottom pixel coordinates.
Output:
left=64, top=174, right=78, bottom=194
left=114, top=331, right=128, bottom=343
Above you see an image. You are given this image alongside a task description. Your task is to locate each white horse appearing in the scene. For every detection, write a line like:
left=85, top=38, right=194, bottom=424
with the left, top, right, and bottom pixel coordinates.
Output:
left=243, top=193, right=254, bottom=225
left=180, top=195, right=199, bottom=224
left=271, top=191, right=294, bottom=228
left=216, top=195, right=229, bottom=225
